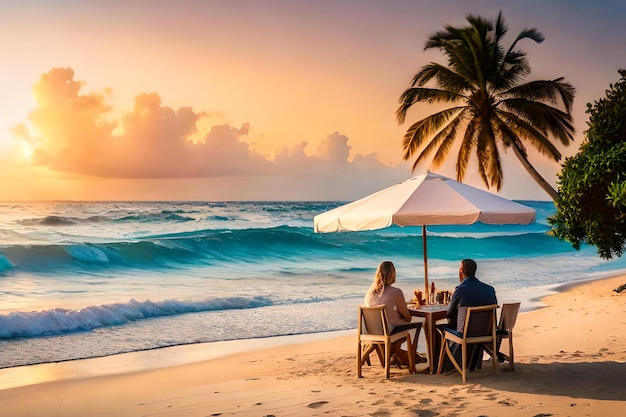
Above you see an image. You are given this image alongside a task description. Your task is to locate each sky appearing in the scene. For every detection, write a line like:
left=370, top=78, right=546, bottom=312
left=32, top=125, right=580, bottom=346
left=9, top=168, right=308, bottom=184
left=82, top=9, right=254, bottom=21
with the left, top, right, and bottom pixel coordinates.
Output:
left=1, top=0, right=625, bottom=202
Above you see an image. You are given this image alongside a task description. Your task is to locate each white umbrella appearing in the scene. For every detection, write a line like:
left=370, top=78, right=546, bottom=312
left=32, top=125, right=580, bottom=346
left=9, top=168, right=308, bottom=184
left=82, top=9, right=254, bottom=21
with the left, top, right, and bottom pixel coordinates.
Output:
left=313, top=171, right=535, bottom=295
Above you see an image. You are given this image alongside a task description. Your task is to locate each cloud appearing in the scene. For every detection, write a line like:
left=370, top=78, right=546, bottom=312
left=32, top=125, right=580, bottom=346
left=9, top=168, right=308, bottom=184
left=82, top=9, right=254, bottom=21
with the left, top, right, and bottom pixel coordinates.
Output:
left=9, top=67, right=410, bottom=195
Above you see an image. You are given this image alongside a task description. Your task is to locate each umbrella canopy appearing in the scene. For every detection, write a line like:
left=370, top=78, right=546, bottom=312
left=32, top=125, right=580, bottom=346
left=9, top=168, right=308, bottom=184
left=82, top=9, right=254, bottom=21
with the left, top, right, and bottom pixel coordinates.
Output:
left=313, top=171, right=536, bottom=295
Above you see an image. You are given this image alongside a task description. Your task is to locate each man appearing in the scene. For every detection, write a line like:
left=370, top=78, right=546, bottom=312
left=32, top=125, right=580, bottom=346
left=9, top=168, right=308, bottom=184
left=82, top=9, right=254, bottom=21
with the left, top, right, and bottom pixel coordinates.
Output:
left=447, top=259, right=498, bottom=332
left=439, top=258, right=498, bottom=371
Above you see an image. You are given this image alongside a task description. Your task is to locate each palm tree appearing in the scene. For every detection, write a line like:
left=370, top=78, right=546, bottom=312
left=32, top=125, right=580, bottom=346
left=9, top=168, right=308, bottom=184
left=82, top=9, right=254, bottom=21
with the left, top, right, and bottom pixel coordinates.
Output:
left=396, top=12, right=575, bottom=200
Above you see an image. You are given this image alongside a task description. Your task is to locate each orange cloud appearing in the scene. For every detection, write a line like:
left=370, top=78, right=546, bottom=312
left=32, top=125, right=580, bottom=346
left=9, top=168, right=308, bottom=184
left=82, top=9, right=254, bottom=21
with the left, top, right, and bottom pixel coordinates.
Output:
left=10, top=67, right=409, bottom=187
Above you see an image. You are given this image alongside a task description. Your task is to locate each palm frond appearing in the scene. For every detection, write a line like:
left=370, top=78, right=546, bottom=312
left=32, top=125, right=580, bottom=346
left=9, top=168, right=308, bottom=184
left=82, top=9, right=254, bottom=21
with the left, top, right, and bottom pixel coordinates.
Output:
left=494, top=111, right=561, bottom=159
left=428, top=112, right=466, bottom=168
left=401, top=107, right=465, bottom=159
left=456, top=117, right=480, bottom=181
left=424, top=29, right=455, bottom=50
left=396, top=88, right=464, bottom=124
left=465, top=14, right=493, bottom=38
left=427, top=23, right=486, bottom=87
left=476, top=121, right=503, bottom=189
left=409, top=62, right=472, bottom=92
left=493, top=11, right=508, bottom=42
left=453, top=22, right=495, bottom=87
left=411, top=64, right=438, bottom=86
left=496, top=16, right=542, bottom=83
left=501, top=98, right=575, bottom=146
left=494, top=119, right=528, bottom=156
left=550, top=77, right=576, bottom=113
left=475, top=124, right=491, bottom=186
left=510, top=28, right=545, bottom=47
left=503, top=27, right=545, bottom=68
left=493, top=50, right=530, bottom=90
left=504, top=79, right=576, bottom=112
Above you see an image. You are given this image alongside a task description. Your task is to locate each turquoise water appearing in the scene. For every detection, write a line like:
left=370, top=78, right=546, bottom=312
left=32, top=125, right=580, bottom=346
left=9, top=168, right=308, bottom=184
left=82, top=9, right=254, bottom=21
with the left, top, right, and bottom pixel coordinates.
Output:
left=0, top=201, right=624, bottom=368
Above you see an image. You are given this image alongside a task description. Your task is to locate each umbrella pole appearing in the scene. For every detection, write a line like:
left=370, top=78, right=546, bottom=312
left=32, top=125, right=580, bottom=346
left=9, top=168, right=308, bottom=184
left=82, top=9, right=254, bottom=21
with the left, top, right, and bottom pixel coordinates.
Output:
left=422, top=224, right=429, bottom=300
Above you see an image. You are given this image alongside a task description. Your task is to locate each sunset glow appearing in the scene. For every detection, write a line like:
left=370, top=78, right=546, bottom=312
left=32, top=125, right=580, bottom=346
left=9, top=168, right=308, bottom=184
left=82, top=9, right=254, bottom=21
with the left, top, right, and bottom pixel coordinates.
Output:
left=1, top=1, right=625, bottom=201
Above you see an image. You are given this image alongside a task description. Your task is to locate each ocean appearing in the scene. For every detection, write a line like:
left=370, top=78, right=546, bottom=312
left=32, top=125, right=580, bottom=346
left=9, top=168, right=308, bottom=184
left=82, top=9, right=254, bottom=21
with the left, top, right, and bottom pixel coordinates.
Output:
left=1, top=200, right=624, bottom=369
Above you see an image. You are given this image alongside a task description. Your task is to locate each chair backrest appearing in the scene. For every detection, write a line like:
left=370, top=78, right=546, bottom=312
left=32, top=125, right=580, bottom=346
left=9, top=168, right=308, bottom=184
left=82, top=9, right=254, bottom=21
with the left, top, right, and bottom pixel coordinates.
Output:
left=463, top=304, right=498, bottom=339
left=499, top=302, right=521, bottom=332
left=359, top=305, right=391, bottom=337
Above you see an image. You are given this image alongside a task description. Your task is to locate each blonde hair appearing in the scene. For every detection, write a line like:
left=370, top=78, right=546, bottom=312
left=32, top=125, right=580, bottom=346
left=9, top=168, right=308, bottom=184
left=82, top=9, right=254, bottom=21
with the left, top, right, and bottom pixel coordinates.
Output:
left=369, top=261, right=396, bottom=296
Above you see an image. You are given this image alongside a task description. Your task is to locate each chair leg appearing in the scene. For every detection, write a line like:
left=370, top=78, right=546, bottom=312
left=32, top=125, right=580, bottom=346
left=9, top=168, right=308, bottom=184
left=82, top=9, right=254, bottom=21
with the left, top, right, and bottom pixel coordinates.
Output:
left=492, top=339, right=499, bottom=375
left=374, top=344, right=384, bottom=366
left=436, top=336, right=447, bottom=375
left=509, top=335, right=515, bottom=371
left=363, top=342, right=372, bottom=366
left=461, top=344, right=467, bottom=383
left=357, top=341, right=363, bottom=378
left=361, top=343, right=376, bottom=367
left=448, top=344, right=463, bottom=375
left=406, top=334, right=416, bottom=374
left=411, top=324, right=422, bottom=364
left=384, top=342, right=391, bottom=379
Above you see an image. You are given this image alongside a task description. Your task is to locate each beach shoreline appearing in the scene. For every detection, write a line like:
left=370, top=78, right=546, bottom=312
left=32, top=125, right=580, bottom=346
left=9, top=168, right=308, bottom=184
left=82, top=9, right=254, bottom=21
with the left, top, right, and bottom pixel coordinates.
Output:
left=1, top=274, right=625, bottom=416
left=0, top=329, right=355, bottom=391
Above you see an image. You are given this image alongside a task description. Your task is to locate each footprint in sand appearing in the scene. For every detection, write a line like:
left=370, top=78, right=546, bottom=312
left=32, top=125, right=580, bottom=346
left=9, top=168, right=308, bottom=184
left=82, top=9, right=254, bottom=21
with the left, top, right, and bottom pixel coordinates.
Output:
left=467, top=387, right=490, bottom=394
left=408, top=410, right=437, bottom=417
left=307, top=401, right=329, bottom=409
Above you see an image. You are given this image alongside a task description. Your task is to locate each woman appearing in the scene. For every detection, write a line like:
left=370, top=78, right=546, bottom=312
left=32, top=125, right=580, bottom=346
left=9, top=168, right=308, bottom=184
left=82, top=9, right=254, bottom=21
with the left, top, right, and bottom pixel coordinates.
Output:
left=364, top=261, right=425, bottom=366
left=364, top=261, right=412, bottom=328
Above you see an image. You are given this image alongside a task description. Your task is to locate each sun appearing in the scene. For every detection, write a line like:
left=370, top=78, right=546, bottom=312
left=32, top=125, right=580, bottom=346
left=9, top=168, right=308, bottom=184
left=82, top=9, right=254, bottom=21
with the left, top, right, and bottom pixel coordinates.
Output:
left=18, top=140, right=34, bottom=161
left=2, top=134, right=35, bottom=164
left=0, top=122, right=37, bottom=163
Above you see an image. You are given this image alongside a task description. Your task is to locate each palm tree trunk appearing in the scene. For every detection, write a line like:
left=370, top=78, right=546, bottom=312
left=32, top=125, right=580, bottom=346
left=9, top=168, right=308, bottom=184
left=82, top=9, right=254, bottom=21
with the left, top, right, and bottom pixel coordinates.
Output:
left=509, top=143, right=559, bottom=201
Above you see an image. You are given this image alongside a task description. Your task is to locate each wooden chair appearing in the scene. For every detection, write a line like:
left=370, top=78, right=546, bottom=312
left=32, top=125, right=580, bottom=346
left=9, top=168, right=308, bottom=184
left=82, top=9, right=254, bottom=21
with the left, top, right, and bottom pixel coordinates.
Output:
left=436, top=304, right=499, bottom=383
left=484, top=302, right=521, bottom=371
left=357, top=305, right=415, bottom=378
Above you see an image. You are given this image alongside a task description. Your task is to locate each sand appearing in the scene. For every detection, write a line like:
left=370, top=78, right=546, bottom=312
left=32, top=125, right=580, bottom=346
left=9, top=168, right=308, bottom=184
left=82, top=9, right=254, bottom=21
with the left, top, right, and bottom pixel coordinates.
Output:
left=1, top=275, right=625, bottom=417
